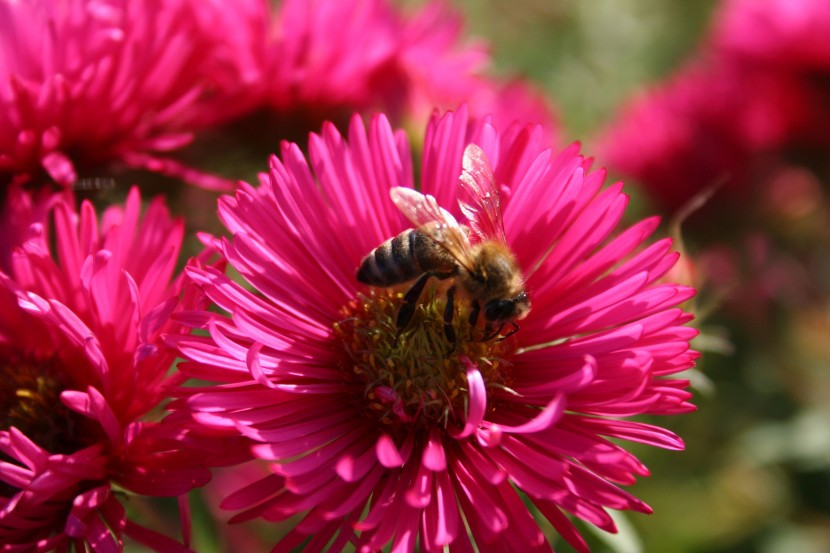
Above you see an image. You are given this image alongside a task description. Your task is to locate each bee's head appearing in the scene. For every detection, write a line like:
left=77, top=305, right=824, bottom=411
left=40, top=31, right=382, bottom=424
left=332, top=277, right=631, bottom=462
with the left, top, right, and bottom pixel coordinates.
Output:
left=483, top=291, right=530, bottom=323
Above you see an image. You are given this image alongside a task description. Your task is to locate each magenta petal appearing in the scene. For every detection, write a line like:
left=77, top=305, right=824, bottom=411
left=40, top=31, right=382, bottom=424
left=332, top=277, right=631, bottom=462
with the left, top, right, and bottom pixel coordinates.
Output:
left=220, top=473, right=286, bottom=511
left=0, top=459, right=33, bottom=489
left=139, top=295, right=177, bottom=344
left=476, top=424, right=503, bottom=448
left=450, top=357, right=486, bottom=439
left=4, top=427, right=48, bottom=471
left=457, top=442, right=507, bottom=485
left=61, top=388, right=122, bottom=446
left=429, top=468, right=460, bottom=546
left=376, top=434, right=404, bottom=468
left=246, top=342, right=277, bottom=389
left=124, top=520, right=195, bottom=553
left=323, top=465, right=384, bottom=520
left=65, top=485, right=111, bottom=537
left=422, top=428, right=447, bottom=471
left=533, top=500, right=591, bottom=553
left=485, top=393, right=565, bottom=437
left=405, top=462, right=433, bottom=508
left=41, top=150, right=77, bottom=185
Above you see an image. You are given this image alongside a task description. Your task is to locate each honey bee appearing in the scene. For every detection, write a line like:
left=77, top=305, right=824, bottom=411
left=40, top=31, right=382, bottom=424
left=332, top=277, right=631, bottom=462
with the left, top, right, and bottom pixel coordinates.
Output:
left=357, top=144, right=530, bottom=343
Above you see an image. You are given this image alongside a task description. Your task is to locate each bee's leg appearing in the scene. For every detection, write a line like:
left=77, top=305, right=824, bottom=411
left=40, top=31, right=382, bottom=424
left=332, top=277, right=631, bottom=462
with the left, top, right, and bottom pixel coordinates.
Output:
left=468, top=300, right=481, bottom=341
left=443, top=285, right=457, bottom=348
left=497, top=322, right=520, bottom=341
left=396, top=270, right=456, bottom=334
left=482, top=323, right=506, bottom=342
left=396, top=272, right=433, bottom=332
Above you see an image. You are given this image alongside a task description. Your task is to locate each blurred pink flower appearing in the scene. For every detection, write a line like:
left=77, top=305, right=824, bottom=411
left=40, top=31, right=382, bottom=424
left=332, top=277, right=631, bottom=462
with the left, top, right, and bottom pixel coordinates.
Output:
left=268, top=0, right=400, bottom=113
left=711, top=0, right=830, bottom=147
left=0, top=185, right=56, bottom=274
left=0, top=187, right=215, bottom=551
left=597, top=58, right=812, bottom=213
left=0, top=0, right=269, bottom=190
left=372, top=1, right=559, bottom=140
left=598, top=0, right=830, bottom=214
left=713, top=0, right=830, bottom=70
left=267, top=0, right=559, bottom=143
left=171, top=107, right=697, bottom=552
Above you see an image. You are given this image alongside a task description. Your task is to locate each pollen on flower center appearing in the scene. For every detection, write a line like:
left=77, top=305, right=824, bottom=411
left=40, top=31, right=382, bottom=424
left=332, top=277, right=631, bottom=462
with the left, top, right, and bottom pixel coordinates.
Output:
left=0, top=356, right=89, bottom=460
left=335, top=287, right=513, bottom=430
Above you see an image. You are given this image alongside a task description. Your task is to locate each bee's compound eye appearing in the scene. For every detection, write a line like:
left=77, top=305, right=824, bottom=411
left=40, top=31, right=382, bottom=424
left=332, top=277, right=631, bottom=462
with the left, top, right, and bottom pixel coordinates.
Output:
left=484, top=299, right=514, bottom=322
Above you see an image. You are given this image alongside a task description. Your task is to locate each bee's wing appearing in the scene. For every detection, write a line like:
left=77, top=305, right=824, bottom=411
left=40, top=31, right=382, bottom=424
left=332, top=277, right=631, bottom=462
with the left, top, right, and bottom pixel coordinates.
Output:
left=458, top=144, right=507, bottom=244
left=390, top=186, right=477, bottom=274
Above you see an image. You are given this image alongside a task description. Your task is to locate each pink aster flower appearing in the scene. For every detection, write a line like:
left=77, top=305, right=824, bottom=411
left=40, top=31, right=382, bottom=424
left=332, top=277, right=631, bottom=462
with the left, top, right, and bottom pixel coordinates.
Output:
left=596, top=54, right=819, bottom=214
left=172, top=106, right=697, bottom=552
left=0, top=187, right=217, bottom=551
left=0, top=0, right=269, bottom=190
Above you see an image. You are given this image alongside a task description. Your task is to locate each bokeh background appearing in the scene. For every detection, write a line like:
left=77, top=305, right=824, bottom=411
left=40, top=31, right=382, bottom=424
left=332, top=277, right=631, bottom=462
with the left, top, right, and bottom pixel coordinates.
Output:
left=442, top=1, right=830, bottom=552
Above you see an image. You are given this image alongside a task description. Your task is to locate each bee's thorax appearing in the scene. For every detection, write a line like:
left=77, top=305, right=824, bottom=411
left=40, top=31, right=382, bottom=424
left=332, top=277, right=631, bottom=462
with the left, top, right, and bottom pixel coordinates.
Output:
left=460, top=242, right=524, bottom=302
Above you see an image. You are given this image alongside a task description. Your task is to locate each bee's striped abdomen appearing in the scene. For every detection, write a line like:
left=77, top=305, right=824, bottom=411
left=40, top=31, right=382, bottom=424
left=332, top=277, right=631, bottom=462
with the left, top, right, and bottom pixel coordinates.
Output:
left=357, top=229, right=454, bottom=286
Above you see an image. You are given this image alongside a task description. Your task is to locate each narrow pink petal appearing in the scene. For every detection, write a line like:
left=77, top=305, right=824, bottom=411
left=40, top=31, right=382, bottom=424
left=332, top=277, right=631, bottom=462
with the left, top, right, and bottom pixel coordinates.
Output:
left=41, top=150, right=76, bottom=185
left=422, top=427, right=447, bottom=471
left=65, top=485, right=110, bottom=535
left=220, top=473, right=286, bottom=511
left=389, top=507, right=419, bottom=553
left=354, top=470, right=401, bottom=532
left=425, top=467, right=460, bottom=547
left=484, top=445, right=564, bottom=499
left=451, top=459, right=508, bottom=541
left=577, top=417, right=687, bottom=450
left=322, top=467, right=385, bottom=521
left=246, top=342, right=276, bottom=389
left=267, top=429, right=359, bottom=479
left=509, top=354, right=597, bottom=397
left=139, top=296, right=177, bottom=344
left=61, top=387, right=122, bottom=446
left=283, top=463, right=338, bottom=495
left=404, top=462, right=432, bottom=508
left=5, top=427, right=48, bottom=471
left=334, top=434, right=380, bottom=483
left=0, top=460, right=33, bottom=488
left=124, top=520, right=194, bottom=553
left=533, top=499, right=591, bottom=553
left=450, top=357, right=486, bottom=439
left=494, top=483, right=546, bottom=548
left=484, top=393, right=565, bottom=436
left=122, top=152, right=234, bottom=191
left=457, top=442, right=506, bottom=485
left=376, top=433, right=404, bottom=468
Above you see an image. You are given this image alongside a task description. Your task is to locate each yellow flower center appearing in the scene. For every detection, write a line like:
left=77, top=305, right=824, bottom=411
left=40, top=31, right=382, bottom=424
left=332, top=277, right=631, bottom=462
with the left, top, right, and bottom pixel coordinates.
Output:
left=0, top=356, right=88, bottom=459
left=335, top=286, right=515, bottom=432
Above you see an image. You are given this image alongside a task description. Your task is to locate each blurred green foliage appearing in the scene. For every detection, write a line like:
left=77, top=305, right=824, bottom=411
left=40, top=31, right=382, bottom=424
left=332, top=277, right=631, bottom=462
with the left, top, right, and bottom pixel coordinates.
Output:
left=448, top=0, right=716, bottom=138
